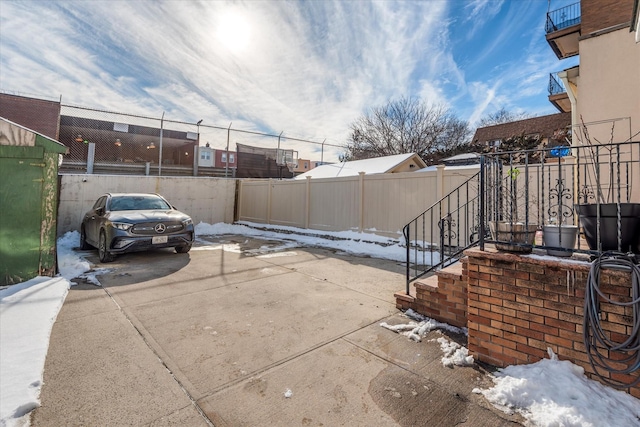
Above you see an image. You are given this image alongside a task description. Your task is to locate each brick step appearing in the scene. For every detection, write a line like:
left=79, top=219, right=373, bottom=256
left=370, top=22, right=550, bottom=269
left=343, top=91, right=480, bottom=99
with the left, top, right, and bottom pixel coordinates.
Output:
left=393, top=259, right=468, bottom=328
left=413, top=261, right=464, bottom=290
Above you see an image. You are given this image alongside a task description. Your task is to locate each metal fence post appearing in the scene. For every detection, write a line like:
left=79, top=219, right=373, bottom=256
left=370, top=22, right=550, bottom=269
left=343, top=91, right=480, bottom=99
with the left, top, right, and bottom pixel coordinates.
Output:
left=158, top=112, right=164, bottom=176
left=359, top=171, right=365, bottom=233
left=479, top=155, right=485, bottom=251
left=87, top=143, right=95, bottom=174
left=305, top=176, right=311, bottom=229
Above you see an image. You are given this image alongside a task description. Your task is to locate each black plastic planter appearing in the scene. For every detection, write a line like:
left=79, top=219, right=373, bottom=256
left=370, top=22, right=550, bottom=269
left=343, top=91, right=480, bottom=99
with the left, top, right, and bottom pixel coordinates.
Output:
left=576, top=203, right=640, bottom=254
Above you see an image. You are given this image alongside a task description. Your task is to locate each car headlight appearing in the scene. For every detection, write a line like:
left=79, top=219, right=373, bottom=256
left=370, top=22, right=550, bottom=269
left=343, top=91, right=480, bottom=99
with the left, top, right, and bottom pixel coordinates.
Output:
left=182, top=218, right=193, bottom=227
left=112, top=222, right=133, bottom=231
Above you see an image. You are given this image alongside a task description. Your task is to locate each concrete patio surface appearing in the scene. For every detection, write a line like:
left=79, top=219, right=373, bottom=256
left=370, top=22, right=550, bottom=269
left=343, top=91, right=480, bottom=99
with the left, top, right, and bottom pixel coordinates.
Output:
left=32, top=234, right=524, bottom=426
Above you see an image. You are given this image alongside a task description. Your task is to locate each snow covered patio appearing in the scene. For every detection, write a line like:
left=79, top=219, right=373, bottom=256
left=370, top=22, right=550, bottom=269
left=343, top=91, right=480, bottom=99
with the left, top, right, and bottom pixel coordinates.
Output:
left=26, top=231, right=522, bottom=426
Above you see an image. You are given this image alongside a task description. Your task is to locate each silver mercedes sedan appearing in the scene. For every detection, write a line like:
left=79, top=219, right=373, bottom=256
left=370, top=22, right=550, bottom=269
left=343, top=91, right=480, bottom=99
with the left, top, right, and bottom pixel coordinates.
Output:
left=80, top=193, right=195, bottom=262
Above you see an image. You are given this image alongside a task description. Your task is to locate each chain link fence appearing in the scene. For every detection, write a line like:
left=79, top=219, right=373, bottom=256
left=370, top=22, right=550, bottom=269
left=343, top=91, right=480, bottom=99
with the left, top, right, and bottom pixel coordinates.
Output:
left=57, top=104, right=341, bottom=178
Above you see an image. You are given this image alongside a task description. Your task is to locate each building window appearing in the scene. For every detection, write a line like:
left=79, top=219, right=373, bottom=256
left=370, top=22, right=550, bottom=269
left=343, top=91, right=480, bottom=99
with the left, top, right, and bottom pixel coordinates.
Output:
left=201, top=152, right=210, bottom=161
left=221, top=153, right=227, bottom=163
left=304, top=162, right=308, bottom=169
left=229, top=154, right=234, bottom=163
left=113, top=122, right=129, bottom=132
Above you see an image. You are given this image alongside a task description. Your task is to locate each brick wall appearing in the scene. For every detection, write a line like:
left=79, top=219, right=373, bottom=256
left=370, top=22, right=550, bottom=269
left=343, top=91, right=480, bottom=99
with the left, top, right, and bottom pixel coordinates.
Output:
left=581, top=0, right=634, bottom=35
left=0, top=93, right=61, bottom=140
left=395, top=259, right=468, bottom=329
left=465, top=247, right=639, bottom=398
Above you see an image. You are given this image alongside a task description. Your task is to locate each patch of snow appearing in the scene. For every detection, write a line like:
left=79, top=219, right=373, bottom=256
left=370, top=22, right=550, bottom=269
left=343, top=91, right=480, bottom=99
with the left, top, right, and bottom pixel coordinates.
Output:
left=435, top=337, right=474, bottom=367
left=56, top=231, right=92, bottom=280
left=474, top=349, right=640, bottom=427
left=0, top=277, right=70, bottom=427
left=381, top=309, right=467, bottom=342
left=194, top=221, right=426, bottom=262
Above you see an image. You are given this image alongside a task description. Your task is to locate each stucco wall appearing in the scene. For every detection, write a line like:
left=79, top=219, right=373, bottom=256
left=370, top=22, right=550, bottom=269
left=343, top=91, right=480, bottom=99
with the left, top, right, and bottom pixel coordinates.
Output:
left=576, top=28, right=640, bottom=201
left=577, top=30, right=640, bottom=143
left=57, top=174, right=236, bottom=236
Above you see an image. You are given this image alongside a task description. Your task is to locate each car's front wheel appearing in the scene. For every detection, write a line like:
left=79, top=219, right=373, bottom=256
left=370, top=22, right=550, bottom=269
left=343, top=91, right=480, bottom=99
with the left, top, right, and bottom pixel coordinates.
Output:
left=175, top=244, right=192, bottom=254
left=80, top=226, right=91, bottom=250
left=98, top=230, right=115, bottom=263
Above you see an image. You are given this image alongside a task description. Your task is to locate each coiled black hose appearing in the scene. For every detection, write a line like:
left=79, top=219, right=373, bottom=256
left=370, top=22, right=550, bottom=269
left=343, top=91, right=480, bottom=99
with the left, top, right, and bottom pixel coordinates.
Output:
left=583, top=253, right=640, bottom=389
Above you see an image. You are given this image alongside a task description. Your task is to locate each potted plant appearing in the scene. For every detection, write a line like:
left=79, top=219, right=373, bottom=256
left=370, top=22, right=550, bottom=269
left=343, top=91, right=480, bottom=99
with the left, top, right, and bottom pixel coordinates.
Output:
left=542, top=145, right=578, bottom=257
left=489, top=167, right=538, bottom=253
left=543, top=216, right=578, bottom=257
left=574, top=119, right=640, bottom=254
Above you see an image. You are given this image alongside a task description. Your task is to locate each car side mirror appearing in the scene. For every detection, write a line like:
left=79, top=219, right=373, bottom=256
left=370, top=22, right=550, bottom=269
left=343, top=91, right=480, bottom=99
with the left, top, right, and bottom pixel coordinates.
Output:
left=96, top=207, right=105, bottom=216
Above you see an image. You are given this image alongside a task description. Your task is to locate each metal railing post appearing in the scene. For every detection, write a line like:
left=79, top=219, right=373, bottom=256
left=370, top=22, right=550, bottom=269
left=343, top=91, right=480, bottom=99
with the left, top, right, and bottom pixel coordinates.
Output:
left=479, top=155, right=485, bottom=251
left=405, top=223, right=410, bottom=295
left=158, top=112, right=164, bottom=176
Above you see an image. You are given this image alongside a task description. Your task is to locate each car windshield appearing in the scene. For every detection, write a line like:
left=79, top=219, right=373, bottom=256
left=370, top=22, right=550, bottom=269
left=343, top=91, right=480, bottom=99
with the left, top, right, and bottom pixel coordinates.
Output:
left=109, top=196, right=171, bottom=211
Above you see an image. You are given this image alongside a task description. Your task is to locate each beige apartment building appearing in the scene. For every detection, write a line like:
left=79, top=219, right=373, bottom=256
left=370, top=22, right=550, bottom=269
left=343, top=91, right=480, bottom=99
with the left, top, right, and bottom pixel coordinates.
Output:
left=546, top=0, right=640, bottom=200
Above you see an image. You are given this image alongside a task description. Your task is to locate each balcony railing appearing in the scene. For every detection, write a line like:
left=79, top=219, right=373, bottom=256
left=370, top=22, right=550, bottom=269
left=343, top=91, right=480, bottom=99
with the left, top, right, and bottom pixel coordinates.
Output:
left=546, top=2, right=581, bottom=34
left=548, top=72, right=566, bottom=96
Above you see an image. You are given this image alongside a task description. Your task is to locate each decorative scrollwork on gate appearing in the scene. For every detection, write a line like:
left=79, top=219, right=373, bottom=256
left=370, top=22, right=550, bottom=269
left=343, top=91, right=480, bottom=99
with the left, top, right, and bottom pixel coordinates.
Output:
left=548, top=178, right=574, bottom=224
left=439, top=214, right=457, bottom=240
left=578, top=184, right=595, bottom=205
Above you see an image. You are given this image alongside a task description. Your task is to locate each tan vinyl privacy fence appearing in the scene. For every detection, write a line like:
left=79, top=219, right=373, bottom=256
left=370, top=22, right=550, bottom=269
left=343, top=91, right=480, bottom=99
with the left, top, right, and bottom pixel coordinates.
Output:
left=237, top=165, right=481, bottom=238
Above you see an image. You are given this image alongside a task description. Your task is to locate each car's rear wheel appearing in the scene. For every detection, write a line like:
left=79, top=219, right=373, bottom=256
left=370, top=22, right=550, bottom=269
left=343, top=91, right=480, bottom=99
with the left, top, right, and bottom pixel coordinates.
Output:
left=98, top=230, right=115, bottom=263
left=175, top=244, right=192, bottom=254
left=80, top=226, right=91, bottom=250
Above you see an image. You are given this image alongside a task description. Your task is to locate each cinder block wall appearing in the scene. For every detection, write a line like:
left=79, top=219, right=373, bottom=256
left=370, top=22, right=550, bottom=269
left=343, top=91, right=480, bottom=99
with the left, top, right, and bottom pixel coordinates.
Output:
left=57, top=174, right=236, bottom=235
left=465, top=248, right=640, bottom=399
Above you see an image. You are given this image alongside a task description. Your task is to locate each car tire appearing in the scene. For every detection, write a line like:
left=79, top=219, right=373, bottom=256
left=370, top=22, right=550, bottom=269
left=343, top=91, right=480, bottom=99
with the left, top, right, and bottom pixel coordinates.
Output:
left=175, top=244, right=192, bottom=254
left=98, top=230, right=115, bottom=263
left=80, top=226, right=91, bottom=250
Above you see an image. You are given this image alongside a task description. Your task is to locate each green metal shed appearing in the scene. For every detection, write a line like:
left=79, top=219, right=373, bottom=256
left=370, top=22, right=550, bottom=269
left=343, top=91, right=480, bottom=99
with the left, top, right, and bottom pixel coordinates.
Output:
left=0, top=117, right=68, bottom=286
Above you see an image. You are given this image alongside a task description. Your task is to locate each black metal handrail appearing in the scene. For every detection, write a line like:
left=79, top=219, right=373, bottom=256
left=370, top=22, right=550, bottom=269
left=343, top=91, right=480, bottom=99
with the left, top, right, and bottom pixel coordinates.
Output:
left=403, top=171, right=488, bottom=293
left=546, top=2, right=581, bottom=34
left=548, top=72, right=566, bottom=96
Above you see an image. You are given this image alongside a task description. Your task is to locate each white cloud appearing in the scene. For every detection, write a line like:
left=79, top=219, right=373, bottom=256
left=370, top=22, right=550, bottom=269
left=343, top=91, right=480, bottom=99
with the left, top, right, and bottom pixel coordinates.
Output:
left=1, top=0, right=566, bottom=160
left=463, top=0, right=505, bottom=38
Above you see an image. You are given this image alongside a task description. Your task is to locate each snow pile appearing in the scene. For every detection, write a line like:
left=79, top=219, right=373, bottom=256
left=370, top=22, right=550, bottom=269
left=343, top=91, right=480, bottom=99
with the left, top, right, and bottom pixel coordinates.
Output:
left=0, top=277, right=70, bottom=427
left=0, top=231, right=92, bottom=427
left=380, top=309, right=465, bottom=342
left=56, top=231, right=91, bottom=280
left=474, top=350, right=640, bottom=427
left=380, top=310, right=474, bottom=366
left=56, top=231, right=105, bottom=285
left=435, top=337, right=474, bottom=367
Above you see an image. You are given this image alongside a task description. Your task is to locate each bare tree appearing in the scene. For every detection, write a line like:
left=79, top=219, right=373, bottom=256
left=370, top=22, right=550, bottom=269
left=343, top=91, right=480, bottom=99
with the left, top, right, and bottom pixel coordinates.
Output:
left=477, top=107, right=530, bottom=127
left=343, top=97, right=470, bottom=162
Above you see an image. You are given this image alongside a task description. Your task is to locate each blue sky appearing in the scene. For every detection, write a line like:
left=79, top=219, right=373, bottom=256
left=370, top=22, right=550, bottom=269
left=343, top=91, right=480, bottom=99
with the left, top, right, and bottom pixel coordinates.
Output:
left=0, top=0, right=578, bottom=161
